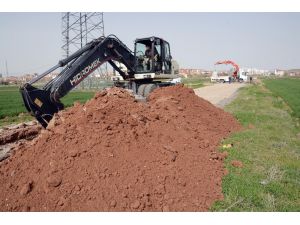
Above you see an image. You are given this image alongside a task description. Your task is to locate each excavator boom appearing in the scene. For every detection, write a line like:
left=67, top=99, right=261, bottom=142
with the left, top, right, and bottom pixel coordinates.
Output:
left=215, top=60, right=239, bottom=78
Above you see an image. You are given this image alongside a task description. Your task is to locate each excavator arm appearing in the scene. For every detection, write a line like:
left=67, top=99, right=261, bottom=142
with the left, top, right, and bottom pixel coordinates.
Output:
left=215, top=60, right=239, bottom=78
left=20, top=35, right=136, bottom=128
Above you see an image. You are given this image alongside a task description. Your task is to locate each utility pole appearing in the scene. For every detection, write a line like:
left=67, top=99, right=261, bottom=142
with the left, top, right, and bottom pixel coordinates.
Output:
left=5, top=60, right=9, bottom=77
left=61, top=12, right=105, bottom=56
left=61, top=12, right=107, bottom=89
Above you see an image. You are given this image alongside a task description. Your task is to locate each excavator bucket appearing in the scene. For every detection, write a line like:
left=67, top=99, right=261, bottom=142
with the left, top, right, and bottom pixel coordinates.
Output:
left=20, top=84, right=64, bottom=128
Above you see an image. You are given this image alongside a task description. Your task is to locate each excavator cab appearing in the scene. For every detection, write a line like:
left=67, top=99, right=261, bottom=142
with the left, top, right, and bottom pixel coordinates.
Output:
left=134, top=37, right=172, bottom=75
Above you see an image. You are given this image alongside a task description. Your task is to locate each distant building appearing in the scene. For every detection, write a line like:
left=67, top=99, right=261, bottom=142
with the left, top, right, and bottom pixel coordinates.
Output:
left=20, top=74, right=35, bottom=83
left=239, top=68, right=271, bottom=76
left=6, top=76, right=19, bottom=84
left=274, top=69, right=286, bottom=77
left=287, top=69, right=300, bottom=77
left=179, top=68, right=211, bottom=78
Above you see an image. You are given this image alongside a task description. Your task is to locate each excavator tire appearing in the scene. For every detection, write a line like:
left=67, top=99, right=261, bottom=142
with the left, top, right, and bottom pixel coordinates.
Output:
left=144, top=83, right=158, bottom=97
left=137, top=84, right=147, bottom=96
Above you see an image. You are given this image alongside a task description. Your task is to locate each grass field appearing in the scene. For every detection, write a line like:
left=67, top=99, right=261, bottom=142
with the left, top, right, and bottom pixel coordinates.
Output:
left=182, top=77, right=207, bottom=89
left=0, top=85, right=95, bottom=127
left=264, top=78, right=300, bottom=118
left=212, top=81, right=300, bottom=211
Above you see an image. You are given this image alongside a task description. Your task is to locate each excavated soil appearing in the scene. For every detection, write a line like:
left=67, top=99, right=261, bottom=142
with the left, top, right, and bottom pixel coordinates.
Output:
left=0, top=85, right=241, bottom=211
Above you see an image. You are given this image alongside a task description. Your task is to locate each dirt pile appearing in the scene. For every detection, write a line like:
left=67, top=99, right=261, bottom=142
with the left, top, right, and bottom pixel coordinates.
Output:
left=0, top=85, right=241, bottom=211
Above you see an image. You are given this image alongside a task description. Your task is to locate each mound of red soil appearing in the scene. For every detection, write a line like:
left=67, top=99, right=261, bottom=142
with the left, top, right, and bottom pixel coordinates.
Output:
left=0, top=85, right=241, bottom=211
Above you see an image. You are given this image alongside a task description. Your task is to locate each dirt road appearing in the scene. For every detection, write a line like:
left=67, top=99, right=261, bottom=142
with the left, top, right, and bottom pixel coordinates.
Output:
left=194, top=83, right=247, bottom=108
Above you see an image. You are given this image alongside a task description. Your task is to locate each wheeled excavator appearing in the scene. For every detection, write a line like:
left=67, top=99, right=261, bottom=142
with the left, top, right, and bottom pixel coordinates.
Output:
left=20, top=35, right=180, bottom=128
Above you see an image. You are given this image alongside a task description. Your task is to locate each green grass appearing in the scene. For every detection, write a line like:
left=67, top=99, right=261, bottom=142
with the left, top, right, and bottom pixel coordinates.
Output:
left=61, top=91, right=95, bottom=107
left=0, top=85, right=27, bottom=119
left=0, top=85, right=95, bottom=127
left=182, top=78, right=206, bottom=89
left=0, top=113, right=33, bottom=127
left=212, top=82, right=300, bottom=211
left=264, top=78, right=300, bottom=118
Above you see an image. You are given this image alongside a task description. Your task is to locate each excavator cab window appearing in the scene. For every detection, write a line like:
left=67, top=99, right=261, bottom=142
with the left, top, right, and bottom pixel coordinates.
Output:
left=134, top=38, right=164, bottom=74
left=154, top=40, right=162, bottom=72
left=163, top=42, right=171, bottom=73
left=135, top=40, right=153, bottom=73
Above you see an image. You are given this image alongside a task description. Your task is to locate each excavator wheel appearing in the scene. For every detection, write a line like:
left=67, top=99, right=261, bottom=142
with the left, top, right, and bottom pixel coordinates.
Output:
left=144, top=84, right=158, bottom=97
left=137, top=84, right=147, bottom=96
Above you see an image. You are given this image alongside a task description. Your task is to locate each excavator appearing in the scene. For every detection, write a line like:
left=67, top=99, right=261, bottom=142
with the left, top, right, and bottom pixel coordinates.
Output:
left=214, top=60, right=240, bottom=80
left=20, top=35, right=180, bottom=128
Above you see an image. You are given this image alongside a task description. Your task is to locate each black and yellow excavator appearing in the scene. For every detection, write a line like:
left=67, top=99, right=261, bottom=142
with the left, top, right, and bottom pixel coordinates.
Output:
left=20, top=35, right=180, bottom=128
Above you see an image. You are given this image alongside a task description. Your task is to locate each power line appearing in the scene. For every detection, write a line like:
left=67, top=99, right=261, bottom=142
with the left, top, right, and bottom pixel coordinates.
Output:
left=61, top=12, right=108, bottom=89
left=61, top=12, right=105, bottom=58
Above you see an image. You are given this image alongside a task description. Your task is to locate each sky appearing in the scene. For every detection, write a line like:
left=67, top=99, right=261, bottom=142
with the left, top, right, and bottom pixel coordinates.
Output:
left=0, top=12, right=299, bottom=76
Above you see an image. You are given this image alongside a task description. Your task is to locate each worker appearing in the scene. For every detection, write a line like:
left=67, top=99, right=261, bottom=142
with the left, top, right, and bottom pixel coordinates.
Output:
left=143, top=45, right=151, bottom=70
left=145, top=45, right=152, bottom=58
left=144, top=44, right=160, bottom=71
left=145, top=44, right=160, bottom=60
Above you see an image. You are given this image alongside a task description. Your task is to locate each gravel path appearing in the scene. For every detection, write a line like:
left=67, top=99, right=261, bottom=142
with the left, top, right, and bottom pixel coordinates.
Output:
left=194, top=83, right=247, bottom=108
